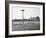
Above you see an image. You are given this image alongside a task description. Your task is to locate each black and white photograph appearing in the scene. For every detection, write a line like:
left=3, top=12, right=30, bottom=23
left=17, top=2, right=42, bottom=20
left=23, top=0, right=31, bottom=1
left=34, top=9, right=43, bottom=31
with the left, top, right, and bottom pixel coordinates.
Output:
left=12, top=5, right=40, bottom=31
left=5, top=1, right=45, bottom=37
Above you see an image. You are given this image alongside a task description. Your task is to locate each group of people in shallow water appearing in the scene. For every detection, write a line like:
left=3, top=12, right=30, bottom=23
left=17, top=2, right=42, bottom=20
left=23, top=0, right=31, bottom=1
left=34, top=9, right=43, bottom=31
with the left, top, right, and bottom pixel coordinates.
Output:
left=13, top=20, right=40, bottom=25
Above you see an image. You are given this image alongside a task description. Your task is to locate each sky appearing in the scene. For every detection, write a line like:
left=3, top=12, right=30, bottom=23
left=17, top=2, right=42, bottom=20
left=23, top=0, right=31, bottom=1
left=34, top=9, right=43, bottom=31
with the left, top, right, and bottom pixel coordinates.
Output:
left=11, top=4, right=40, bottom=20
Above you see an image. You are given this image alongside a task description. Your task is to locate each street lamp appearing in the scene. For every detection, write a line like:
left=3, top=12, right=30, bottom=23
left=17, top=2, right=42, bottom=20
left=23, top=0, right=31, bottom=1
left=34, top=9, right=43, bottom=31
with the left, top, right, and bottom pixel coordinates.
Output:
left=21, top=9, right=24, bottom=19
left=21, top=9, right=24, bottom=26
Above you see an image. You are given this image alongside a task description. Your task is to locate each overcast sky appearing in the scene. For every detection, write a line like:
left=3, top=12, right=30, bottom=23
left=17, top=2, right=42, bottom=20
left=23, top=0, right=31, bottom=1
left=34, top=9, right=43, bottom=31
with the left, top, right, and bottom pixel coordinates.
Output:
left=12, top=4, right=40, bottom=20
